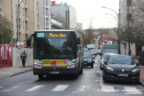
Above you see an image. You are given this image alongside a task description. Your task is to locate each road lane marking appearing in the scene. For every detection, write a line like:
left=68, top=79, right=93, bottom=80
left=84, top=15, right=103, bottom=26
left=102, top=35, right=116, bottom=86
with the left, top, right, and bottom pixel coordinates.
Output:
left=51, top=85, right=69, bottom=91
left=123, top=86, right=142, bottom=95
left=3, top=86, right=19, bottom=92
left=25, top=85, right=43, bottom=92
left=100, top=85, right=116, bottom=92
left=78, top=85, right=87, bottom=92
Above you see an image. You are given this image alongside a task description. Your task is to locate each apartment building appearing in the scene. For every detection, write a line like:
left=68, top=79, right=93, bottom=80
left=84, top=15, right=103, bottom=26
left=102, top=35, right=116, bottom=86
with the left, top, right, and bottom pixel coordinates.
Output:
left=51, top=3, right=77, bottom=29
left=119, top=0, right=144, bottom=56
left=0, top=0, right=38, bottom=43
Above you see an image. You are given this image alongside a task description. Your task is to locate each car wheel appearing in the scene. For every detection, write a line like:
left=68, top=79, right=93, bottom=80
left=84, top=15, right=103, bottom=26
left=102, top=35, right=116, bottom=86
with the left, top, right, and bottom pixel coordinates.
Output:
left=38, top=75, right=44, bottom=80
left=103, top=72, right=108, bottom=82
left=91, top=64, right=94, bottom=68
left=100, top=66, right=103, bottom=70
left=79, top=69, right=83, bottom=74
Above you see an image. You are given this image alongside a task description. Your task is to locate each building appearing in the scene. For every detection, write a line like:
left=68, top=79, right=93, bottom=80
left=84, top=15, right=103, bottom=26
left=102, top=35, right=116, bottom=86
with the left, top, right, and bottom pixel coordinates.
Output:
left=119, top=0, right=144, bottom=56
left=0, top=0, right=37, bottom=44
left=51, top=3, right=77, bottom=29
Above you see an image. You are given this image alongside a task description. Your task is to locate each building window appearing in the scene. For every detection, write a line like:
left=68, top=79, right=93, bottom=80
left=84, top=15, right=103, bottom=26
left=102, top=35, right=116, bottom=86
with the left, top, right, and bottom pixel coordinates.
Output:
left=46, top=18, right=49, bottom=27
left=127, top=13, right=131, bottom=21
left=45, top=8, right=48, bottom=16
left=127, top=0, right=131, bottom=6
left=46, top=0, right=49, bottom=6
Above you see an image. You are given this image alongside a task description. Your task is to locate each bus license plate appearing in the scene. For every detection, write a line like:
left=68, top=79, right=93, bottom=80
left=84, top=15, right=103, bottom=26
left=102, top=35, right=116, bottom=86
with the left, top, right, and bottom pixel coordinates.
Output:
left=50, top=71, right=60, bottom=74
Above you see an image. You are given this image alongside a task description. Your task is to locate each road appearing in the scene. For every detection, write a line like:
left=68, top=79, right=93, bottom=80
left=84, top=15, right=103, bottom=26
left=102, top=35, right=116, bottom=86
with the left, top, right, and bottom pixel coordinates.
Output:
left=0, top=56, right=144, bottom=96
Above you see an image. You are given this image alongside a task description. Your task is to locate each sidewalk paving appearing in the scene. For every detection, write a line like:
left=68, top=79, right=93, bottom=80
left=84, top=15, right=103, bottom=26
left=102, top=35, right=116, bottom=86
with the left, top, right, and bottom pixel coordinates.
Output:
left=0, top=66, right=32, bottom=80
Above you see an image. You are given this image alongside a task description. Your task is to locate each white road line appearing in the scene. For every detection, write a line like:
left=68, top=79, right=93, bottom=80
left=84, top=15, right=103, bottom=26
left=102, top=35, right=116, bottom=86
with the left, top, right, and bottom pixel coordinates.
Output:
left=123, top=86, right=142, bottom=95
left=51, top=85, right=69, bottom=91
left=99, top=70, right=103, bottom=86
left=78, top=85, right=87, bottom=92
left=3, top=86, right=19, bottom=92
left=100, top=85, right=116, bottom=92
left=25, top=85, right=43, bottom=92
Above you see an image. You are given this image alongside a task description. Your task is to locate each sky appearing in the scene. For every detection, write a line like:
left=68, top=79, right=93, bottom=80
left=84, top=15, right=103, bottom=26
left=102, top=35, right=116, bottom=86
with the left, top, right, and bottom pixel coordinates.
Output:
left=54, top=0, right=119, bottom=29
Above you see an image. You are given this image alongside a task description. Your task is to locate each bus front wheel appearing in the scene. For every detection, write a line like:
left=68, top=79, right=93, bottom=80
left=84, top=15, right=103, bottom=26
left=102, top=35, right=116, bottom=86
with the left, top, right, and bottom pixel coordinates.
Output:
left=38, top=75, right=44, bottom=80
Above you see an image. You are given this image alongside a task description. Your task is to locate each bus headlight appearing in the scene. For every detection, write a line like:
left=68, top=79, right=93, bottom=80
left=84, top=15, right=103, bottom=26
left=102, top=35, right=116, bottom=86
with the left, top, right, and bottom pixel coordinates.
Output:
left=33, top=60, right=42, bottom=68
left=67, top=61, right=76, bottom=68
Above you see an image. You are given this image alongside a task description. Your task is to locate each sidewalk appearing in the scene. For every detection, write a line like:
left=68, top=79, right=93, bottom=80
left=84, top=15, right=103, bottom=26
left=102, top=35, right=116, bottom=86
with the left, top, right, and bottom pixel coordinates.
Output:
left=0, top=66, right=32, bottom=80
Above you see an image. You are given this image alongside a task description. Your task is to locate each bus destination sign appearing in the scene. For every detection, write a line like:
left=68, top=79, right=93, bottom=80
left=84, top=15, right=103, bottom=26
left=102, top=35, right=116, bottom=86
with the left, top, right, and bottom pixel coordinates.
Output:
left=49, top=33, right=67, bottom=38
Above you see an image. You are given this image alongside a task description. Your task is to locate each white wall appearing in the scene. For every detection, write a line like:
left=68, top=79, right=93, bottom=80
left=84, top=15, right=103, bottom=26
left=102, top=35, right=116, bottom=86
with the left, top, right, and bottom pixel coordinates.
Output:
left=13, top=48, right=33, bottom=67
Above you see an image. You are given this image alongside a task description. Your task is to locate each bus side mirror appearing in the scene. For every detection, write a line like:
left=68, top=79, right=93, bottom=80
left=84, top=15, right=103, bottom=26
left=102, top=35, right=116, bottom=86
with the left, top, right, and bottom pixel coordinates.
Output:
left=26, top=34, right=34, bottom=47
left=76, top=38, right=80, bottom=44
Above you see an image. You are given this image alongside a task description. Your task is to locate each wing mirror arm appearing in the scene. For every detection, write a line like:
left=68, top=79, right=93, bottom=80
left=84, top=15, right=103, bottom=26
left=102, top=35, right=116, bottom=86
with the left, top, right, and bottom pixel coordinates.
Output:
left=26, top=34, right=34, bottom=47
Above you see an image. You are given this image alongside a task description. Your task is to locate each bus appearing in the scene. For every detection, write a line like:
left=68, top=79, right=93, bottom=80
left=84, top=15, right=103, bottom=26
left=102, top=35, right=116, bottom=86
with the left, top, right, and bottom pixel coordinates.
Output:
left=27, top=30, right=83, bottom=80
left=102, top=44, right=119, bottom=55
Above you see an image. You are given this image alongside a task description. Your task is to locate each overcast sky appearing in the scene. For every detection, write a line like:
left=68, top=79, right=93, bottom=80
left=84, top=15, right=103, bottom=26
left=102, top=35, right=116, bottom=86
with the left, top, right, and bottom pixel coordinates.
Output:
left=54, top=0, right=119, bottom=29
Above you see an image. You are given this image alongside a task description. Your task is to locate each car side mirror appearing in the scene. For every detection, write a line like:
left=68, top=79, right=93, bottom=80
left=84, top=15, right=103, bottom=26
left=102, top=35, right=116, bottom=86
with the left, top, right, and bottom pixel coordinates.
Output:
left=136, top=63, right=139, bottom=66
left=104, top=60, right=107, bottom=64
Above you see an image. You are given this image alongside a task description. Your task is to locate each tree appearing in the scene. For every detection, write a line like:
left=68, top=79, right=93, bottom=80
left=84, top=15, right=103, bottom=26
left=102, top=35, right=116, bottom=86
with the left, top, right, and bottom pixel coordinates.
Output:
left=0, top=16, right=13, bottom=44
left=82, top=24, right=94, bottom=47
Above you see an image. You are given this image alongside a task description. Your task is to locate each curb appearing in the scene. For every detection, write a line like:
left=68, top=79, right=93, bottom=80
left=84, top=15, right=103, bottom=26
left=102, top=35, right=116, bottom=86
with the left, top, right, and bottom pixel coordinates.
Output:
left=0, top=68, right=32, bottom=80
left=10, top=68, right=32, bottom=77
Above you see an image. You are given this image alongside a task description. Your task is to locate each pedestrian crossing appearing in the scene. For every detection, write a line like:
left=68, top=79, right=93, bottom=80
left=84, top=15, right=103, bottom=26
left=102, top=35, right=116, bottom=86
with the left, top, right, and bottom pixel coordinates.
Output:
left=0, top=84, right=143, bottom=95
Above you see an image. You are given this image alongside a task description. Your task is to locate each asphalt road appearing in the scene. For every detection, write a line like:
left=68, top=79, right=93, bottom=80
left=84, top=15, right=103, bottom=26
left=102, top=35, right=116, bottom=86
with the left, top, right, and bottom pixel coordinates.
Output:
left=0, top=56, right=144, bottom=96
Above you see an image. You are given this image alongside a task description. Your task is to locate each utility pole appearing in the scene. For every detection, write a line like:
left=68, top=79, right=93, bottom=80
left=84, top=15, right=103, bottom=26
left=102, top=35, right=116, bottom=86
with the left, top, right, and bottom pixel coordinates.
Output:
left=127, top=0, right=131, bottom=56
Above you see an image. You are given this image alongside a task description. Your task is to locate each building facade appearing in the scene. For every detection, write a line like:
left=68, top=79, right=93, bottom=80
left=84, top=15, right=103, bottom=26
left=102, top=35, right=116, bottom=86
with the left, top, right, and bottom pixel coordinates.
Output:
left=119, top=0, right=144, bottom=56
left=0, top=0, right=37, bottom=43
left=51, top=3, right=77, bottom=29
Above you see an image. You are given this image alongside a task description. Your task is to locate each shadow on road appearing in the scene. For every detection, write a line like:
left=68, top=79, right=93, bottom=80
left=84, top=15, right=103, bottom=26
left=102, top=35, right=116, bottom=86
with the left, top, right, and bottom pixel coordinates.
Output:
left=35, top=74, right=81, bottom=82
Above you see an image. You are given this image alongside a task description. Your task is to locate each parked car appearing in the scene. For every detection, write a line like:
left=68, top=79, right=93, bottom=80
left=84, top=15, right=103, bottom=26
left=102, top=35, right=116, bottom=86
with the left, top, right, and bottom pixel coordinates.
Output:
left=103, top=55, right=139, bottom=83
left=83, top=53, right=95, bottom=68
left=96, top=50, right=102, bottom=55
left=100, top=53, right=117, bottom=70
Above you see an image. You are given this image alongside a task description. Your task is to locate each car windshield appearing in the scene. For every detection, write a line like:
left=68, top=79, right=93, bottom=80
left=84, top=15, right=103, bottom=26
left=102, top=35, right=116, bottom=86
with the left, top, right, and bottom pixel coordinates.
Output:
left=102, top=54, right=109, bottom=59
left=84, top=54, right=92, bottom=58
left=108, top=55, right=134, bottom=65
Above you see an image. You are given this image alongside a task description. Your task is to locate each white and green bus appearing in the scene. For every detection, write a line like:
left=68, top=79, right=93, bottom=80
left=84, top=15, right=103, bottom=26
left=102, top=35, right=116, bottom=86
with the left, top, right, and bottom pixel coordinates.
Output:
left=27, top=30, right=83, bottom=80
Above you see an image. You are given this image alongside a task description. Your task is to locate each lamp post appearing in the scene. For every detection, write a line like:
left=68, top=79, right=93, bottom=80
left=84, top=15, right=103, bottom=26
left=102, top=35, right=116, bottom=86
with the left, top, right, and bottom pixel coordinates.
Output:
left=16, top=0, right=24, bottom=42
left=105, top=13, right=118, bottom=24
left=102, top=6, right=120, bottom=53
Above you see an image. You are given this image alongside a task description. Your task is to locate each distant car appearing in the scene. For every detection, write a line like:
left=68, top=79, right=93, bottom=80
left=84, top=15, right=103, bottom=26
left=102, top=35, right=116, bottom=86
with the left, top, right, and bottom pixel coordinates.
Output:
left=103, top=55, right=139, bottom=83
left=96, top=50, right=101, bottom=55
left=83, top=53, right=95, bottom=68
left=100, top=53, right=117, bottom=70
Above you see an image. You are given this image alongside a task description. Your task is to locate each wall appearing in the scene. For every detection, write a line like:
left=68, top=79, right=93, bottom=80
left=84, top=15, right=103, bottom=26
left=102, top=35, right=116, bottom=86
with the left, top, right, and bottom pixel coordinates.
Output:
left=13, top=48, right=33, bottom=67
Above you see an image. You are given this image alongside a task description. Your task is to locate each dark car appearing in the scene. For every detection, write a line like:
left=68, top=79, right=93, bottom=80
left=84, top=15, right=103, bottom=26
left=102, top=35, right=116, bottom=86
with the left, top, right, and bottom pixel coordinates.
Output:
left=83, top=53, right=95, bottom=68
left=103, top=55, right=139, bottom=83
left=100, top=53, right=117, bottom=70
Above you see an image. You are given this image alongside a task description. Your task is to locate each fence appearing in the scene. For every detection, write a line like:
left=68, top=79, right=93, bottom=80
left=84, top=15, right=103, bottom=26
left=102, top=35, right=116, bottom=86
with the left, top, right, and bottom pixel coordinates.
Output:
left=13, top=48, right=33, bottom=67
left=0, top=44, right=15, bottom=68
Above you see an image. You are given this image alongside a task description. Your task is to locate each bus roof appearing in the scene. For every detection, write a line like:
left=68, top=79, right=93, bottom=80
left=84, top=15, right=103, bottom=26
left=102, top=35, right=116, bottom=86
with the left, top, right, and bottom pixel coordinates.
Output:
left=35, top=29, right=76, bottom=32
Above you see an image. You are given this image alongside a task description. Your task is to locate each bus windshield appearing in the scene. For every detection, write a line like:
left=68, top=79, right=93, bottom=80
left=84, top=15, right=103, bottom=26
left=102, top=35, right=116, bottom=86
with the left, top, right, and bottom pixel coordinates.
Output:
left=34, top=31, right=78, bottom=59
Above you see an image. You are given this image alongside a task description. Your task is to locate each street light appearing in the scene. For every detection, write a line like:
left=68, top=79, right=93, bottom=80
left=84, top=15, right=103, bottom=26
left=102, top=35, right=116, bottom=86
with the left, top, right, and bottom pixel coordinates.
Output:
left=16, top=0, right=24, bottom=42
left=102, top=6, right=118, bottom=18
left=102, top=6, right=120, bottom=53
left=105, top=13, right=118, bottom=25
